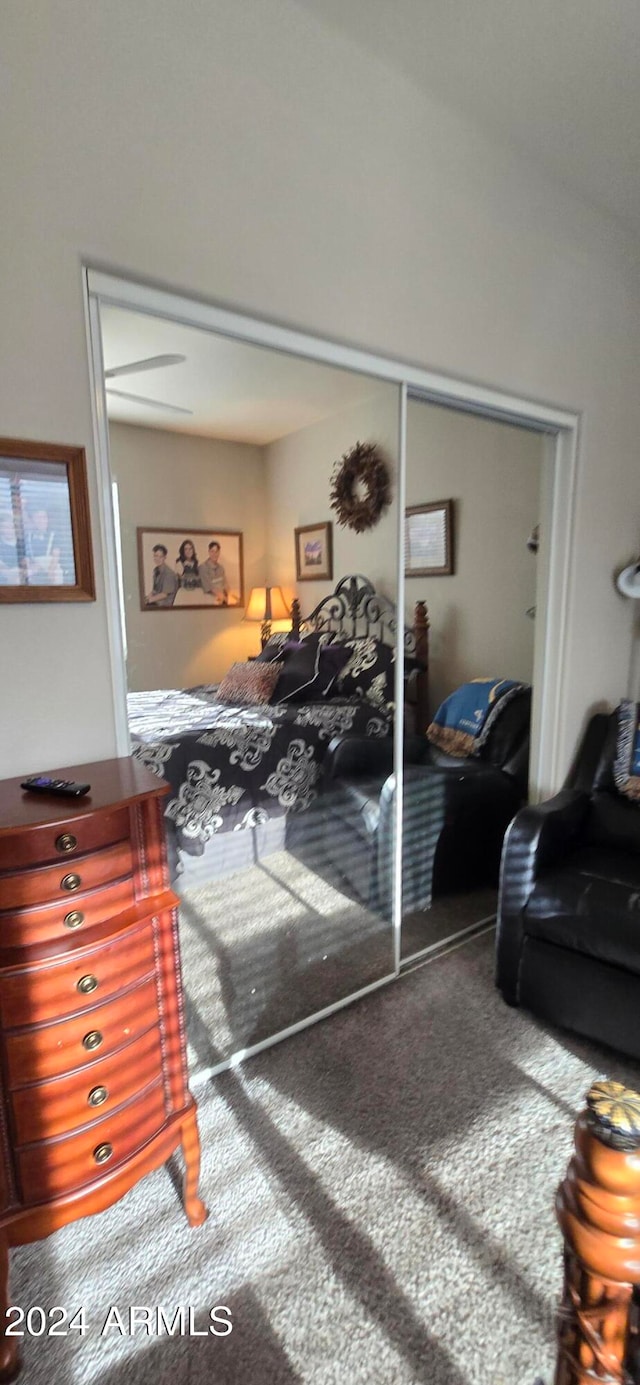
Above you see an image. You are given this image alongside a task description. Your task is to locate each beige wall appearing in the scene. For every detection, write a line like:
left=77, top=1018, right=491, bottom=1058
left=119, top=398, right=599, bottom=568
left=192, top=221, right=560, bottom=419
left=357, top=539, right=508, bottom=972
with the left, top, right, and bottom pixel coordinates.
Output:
left=2, top=1, right=640, bottom=780
left=266, top=386, right=399, bottom=610
left=267, top=394, right=543, bottom=715
left=406, top=401, right=543, bottom=711
left=109, top=423, right=267, bottom=688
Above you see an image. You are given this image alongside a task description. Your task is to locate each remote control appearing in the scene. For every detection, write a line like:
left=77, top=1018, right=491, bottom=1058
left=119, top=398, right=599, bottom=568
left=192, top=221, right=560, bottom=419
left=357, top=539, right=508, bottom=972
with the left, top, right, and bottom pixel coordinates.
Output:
left=21, top=775, right=91, bottom=798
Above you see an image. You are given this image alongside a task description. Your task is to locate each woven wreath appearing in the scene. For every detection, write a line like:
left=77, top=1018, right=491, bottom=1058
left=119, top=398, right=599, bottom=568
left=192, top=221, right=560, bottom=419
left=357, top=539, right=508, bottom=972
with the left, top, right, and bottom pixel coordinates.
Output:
left=330, top=441, right=391, bottom=533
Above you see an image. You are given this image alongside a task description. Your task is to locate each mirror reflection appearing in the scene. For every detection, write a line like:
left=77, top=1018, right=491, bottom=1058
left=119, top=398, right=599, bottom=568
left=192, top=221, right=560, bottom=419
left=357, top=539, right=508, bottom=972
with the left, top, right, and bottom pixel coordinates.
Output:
left=101, top=304, right=404, bottom=1071
left=401, top=395, right=546, bottom=959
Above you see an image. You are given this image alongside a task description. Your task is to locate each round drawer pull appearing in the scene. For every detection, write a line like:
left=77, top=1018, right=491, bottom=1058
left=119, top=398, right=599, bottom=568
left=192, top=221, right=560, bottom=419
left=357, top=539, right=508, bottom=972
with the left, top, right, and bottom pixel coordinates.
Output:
left=55, top=833, right=77, bottom=854
left=64, top=910, right=84, bottom=930
left=61, top=873, right=81, bottom=892
left=77, top=974, right=98, bottom=996
left=82, top=1030, right=103, bottom=1052
left=93, top=1143, right=113, bottom=1165
left=88, top=1086, right=108, bottom=1108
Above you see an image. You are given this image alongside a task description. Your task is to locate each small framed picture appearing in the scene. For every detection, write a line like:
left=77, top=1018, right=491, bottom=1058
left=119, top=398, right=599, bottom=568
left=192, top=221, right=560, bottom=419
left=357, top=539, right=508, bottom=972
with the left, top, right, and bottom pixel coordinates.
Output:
left=0, top=438, right=95, bottom=603
left=405, top=500, right=454, bottom=577
left=137, top=527, right=244, bottom=610
left=294, top=522, right=333, bottom=582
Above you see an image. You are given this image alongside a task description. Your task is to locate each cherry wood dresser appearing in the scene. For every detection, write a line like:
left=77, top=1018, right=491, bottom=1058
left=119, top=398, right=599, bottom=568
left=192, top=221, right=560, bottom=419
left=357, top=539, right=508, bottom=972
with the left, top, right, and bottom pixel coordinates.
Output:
left=0, top=758, right=206, bottom=1380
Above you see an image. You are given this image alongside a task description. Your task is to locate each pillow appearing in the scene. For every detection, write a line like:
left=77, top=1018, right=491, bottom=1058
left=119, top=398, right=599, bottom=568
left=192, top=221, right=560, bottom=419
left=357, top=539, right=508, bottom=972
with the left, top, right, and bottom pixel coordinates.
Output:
left=255, top=627, right=335, bottom=663
left=255, top=632, right=290, bottom=664
left=217, top=660, right=282, bottom=706
left=317, top=642, right=352, bottom=698
left=271, top=631, right=338, bottom=703
left=336, top=637, right=395, bottom=708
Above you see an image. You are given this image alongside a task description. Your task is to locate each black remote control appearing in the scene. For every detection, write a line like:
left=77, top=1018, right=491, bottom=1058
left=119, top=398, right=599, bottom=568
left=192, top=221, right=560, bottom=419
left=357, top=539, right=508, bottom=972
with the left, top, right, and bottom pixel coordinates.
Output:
left=21, top=775, right=91, bottom=798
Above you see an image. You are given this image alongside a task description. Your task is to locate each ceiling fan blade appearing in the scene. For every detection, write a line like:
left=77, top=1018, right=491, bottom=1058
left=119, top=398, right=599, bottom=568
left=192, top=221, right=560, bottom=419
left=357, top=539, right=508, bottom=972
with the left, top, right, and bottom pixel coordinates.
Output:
left=106, top=387, right=193, bottom=416
left=104, top=353, right=186, bottom=380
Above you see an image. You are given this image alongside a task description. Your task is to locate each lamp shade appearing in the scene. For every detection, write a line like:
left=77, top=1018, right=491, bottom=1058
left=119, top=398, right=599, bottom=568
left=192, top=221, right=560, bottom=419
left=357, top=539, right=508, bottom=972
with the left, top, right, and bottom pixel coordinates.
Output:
left=245, top=585, right=289, bottom=622
left=617, top=563, right=640, bottom=600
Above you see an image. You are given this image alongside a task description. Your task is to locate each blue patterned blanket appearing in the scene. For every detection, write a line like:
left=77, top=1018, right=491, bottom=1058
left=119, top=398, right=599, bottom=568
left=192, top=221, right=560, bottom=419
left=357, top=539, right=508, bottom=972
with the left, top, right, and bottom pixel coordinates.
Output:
left=427, top=678, right=528, bottom=757
left=614, top=700, right=640, bottom=800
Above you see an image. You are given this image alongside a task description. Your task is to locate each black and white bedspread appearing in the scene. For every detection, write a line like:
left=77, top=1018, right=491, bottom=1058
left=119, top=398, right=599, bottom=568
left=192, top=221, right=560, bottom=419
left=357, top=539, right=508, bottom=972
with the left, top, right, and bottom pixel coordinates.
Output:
left=129, top=686, right=390, bottom=856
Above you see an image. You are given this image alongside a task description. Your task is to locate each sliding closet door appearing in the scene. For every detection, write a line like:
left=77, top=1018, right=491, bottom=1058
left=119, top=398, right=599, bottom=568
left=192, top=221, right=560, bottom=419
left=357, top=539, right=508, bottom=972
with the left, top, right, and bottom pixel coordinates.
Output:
left=400, top=394, right=545, bottom=963
left=100, top=298, right=404, bottom=1070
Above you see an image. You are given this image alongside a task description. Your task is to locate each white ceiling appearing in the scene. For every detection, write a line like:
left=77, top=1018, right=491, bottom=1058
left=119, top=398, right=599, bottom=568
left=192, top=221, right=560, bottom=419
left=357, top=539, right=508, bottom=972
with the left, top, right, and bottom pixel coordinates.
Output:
left=306, top=0, right=640, bottom=235
left=101, top=306, right=379, bottom=443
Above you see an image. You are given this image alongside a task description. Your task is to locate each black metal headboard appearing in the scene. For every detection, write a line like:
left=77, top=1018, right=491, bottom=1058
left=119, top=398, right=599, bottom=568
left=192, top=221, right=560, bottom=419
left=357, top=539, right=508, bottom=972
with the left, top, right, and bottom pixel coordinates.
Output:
left=290, top=574, right=429, bottom=732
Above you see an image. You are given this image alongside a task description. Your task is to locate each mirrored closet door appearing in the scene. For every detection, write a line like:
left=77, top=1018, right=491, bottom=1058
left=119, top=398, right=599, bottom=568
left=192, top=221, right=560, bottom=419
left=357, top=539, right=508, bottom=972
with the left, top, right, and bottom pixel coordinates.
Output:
left=97, top=301, right=406, bottom=1072
left=400, top=394, right=547, bottom=963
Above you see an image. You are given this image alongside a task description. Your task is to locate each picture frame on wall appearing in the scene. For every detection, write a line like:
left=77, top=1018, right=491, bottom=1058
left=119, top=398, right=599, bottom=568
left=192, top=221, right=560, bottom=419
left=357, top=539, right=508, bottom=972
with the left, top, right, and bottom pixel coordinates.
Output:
left=137, top=527, right=244, bottom=610
left=0, top=437, right=95, bottom=603
left=294, top=521, right=333, bottom=581
left=405, top=500, right=454, bottom=577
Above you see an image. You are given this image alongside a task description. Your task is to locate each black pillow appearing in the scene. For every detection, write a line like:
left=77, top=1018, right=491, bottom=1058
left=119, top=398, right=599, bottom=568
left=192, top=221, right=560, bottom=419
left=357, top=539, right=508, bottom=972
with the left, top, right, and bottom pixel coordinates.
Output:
left=255, top=632, right=290, bottom=663
left=336, top=636, right=395, bottom=707
left=271, top=631, right=337, bottom=703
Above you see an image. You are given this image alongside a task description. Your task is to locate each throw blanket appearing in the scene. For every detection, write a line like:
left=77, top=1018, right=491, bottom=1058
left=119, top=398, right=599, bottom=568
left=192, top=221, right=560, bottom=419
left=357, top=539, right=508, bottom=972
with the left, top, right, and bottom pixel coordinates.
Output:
left=427, top=678, right=528, bottom=757
left=614, top=700, right=640, bottom=800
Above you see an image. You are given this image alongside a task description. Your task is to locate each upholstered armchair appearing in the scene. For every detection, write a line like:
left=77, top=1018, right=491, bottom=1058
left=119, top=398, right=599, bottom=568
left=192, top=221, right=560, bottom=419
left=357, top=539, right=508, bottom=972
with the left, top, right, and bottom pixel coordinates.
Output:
left=323, top=687, right=531, bottom=920
left=495, top=709, right=640, bottom=1059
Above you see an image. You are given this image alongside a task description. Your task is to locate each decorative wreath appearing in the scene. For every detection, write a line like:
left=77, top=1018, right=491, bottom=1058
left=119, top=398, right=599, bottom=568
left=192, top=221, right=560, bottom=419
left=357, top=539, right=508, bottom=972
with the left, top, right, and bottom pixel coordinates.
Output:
left=330, top=441, right=391, bottom=533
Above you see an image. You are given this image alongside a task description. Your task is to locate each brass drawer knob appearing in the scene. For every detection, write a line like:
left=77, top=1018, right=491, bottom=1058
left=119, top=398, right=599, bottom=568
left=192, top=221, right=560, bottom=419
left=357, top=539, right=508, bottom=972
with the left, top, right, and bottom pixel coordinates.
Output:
left=82, top=1030, right=103, bottom=1052
left=88, top=1086, right=108, bottom=1108
left=64, top=910, right=84, bottom=930
left=93, top=1142, right=113, bottom=1165
left=55, top=833, right=77, bottom=854
left=61, top=873, right=81, bottom=892
left=77, top=974, right=98, bottom=995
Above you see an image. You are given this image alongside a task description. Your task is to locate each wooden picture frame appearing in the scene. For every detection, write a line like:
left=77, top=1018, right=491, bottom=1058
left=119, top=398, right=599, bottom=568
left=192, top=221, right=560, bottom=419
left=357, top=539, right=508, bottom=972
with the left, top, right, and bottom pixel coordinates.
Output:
left=294, top=522, right=333, bottom=581
left=405, top=500, right=454, bottom=577
left=0, top=438, right=95, bottom=603
left=137, top=527, right=244, bottom=610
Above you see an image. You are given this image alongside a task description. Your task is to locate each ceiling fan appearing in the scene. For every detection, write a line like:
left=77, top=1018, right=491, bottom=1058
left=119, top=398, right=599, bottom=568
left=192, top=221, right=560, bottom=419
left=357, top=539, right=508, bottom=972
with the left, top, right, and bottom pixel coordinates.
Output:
left=104, top=353, right=193, bottom=415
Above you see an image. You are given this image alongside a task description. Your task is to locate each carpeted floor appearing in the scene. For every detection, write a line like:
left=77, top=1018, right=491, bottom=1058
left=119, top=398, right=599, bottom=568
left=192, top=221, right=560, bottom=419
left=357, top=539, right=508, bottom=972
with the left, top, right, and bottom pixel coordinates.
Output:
left=11, top=929, right=639, bottom=1385
left=178, top=849, right=496, bottom=1068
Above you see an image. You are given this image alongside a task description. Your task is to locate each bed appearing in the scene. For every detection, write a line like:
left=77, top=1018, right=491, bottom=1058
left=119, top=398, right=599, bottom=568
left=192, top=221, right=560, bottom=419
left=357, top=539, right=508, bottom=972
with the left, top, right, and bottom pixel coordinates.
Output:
left=129, top=575, right=429, bottom=882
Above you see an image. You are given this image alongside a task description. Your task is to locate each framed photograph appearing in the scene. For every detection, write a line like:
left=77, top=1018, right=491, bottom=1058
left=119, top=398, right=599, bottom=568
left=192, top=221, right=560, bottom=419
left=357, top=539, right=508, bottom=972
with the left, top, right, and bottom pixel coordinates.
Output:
left=405, top=500, right=454, bottom=577
left=0, top=438, right=95, bottom=603
left=137, top=527, right=244, bottom=611
left=294, top=522, right=333, bottom=582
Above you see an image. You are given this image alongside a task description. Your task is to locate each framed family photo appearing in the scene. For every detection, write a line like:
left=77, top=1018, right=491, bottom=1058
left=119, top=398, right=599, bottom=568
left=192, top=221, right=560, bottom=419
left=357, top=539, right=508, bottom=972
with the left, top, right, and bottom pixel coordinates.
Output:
left=0, top=438, right=95, bottom=603
left=137, top=527, right=244, bottom=611
left=294, top=521, right=333, bottom=582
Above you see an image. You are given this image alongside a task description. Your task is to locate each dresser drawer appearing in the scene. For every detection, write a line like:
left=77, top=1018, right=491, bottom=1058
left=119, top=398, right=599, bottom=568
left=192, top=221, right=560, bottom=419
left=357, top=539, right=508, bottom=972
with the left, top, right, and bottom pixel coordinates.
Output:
left=0, top=840, right=134, bottom=912
left=0, top=923, right=156, bottom=1028
left=11, top=1024, right=164, bottom=1144
left=0, top=807, right=131, bottom=872
left=4, top=975, right=160, bottom=1086
left=17, top=1080, right=167, bottom=1203
left=0, top=877, right=136, bottom=950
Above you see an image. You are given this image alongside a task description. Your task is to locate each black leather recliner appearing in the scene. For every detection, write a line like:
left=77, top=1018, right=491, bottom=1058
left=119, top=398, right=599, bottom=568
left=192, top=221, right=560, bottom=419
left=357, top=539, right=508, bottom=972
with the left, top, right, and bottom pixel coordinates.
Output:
left=323, top=688, right=531, bottom=919
left=496, top=709, right=640, bottom=1060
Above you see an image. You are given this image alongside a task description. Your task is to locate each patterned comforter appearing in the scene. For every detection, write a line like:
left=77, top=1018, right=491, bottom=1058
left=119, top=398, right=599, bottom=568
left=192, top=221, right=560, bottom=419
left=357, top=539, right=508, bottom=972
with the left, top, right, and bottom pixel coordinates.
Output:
left=129, top=685, right=391, bottom=856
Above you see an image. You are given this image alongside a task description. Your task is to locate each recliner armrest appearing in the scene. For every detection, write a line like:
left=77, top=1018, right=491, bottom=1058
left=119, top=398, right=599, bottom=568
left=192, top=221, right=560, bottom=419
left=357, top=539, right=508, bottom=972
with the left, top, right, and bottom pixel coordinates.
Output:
left=324, top=731, right=428, bottom=782
left=495, top=788, right=590, bottom=1003
left=325, top=734, right=394, bottom=781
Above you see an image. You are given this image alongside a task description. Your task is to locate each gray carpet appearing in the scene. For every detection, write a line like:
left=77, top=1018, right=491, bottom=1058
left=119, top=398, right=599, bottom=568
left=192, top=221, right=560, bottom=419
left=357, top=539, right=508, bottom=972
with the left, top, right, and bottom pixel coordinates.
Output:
left=11, top=930, right=640, bottom=1385
left=178, top=849, right=496, bottom=1067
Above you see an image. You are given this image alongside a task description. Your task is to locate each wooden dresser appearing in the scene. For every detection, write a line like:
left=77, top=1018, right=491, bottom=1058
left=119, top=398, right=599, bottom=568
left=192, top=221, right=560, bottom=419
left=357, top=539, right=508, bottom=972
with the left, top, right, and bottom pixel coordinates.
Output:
left=0, top=758, right=206, bottom=1381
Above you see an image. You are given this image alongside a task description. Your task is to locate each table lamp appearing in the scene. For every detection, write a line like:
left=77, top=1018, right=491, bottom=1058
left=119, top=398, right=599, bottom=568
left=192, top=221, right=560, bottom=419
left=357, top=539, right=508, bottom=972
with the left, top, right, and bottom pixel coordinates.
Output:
left=245, top=585, right=290, bottom=649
